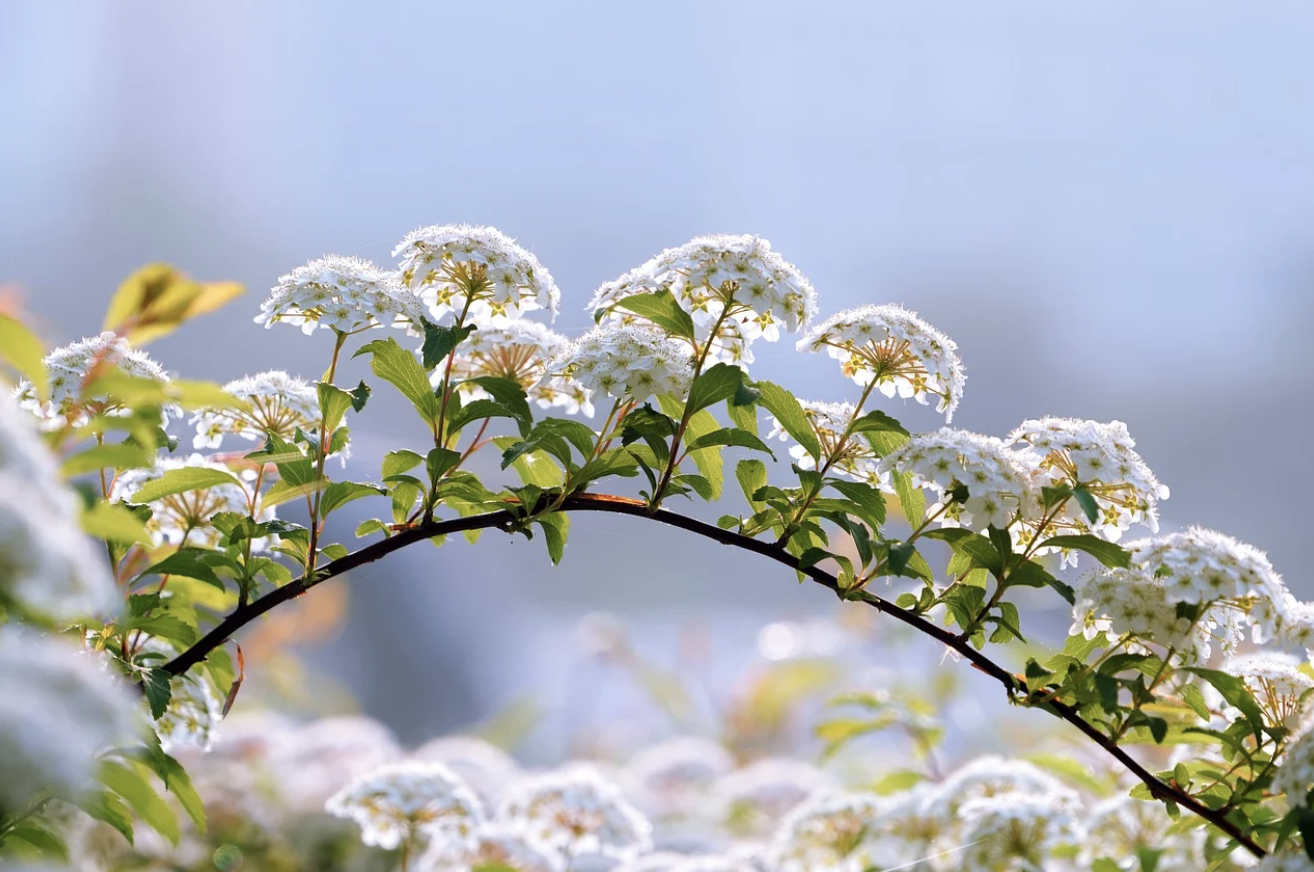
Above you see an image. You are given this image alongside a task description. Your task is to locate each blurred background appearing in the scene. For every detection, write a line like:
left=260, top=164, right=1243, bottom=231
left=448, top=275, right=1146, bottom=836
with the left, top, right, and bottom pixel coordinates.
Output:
left=3, top=1, right=1312, bottom=756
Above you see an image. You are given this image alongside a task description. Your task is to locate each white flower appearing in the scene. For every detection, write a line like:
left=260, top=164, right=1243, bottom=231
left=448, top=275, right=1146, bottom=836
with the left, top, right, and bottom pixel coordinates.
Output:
left=275, top=716, right=402, bottom=815
left=497, top=765, right=653, bottom=863
left=1274, top=720, right=1314, bottom=804
left=770, top=790, right=885, bottom=872
left=1006, top=417, right=1169, bottom=543
left=878, top=428, right=1035, bottom=529
left=449, top=321, right=593, bottom=417
left=767, top=400, right=885, bottom=484
left=548, top=324, right=694, bottom=404
left=624, top=736, right=735, bottom=823
left=0, top=393, right=118, bottom=621
left=957, top=792, right=1085, bottom=872
left=411, top=735, right=521, bottom=807
left=1130, top=528, right=1289, bottom=640
left=928, top=755, right=1079, bottom=820
left=0, top=633, right=142, bottom=814
left=152, top=666, right=225, bottom=753
left=326, top=760, right=484, bottom=851
left=112, top=454, right=274, bottom=551
left=189, top=370, right=322, bottom=449
left=1081, top=796, right=1206, bottom=872
left=1222, top=653, right=1313, bottom=729
left=1070, top=566, right=1226, bottom=660
left=394, top=224, right=560, bottom=327
left=589, top=234, right=818, bottom=366
left=256, top=255, right=427, bottom=336
left=712, top=758, right=836, bottom=837
left=797, top=304, right=965, bottom=421
left=16, top=332, right=170, bottom=427
left=1256, top=851, right=1314, bottom=872
left=418, top=823, right=563, bottom=872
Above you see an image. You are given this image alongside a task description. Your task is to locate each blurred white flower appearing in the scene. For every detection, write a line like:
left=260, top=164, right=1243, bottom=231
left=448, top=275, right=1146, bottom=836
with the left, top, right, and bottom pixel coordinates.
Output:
left=549, top=323, right=694, bottom=404
left=152, top=665, right=225, bottom=753
left=16, top=332, right=172, bottom=428
left=797, top=304, right=965, bottom=421
left=0, top=633, right=141, bottom=814
left=770, top=790, right=885, bottom=872
left=498, top=764, right=653, bottom=864
left=0, top=392, right=117, bottom=620
left=394, top=224, right=560, bottom=326
left=712, top=758, right=836, bottom=838
left=276, top=716, right=402, bottom=815
left=418, top=822, right=563, bottom=872
left=326, top=760, right=484, bottom=851
left=256, top=255, right=427, bottom=336
left=411, top=735, right=521, bottom=807
left=957, top=792, right=1084, bottom=872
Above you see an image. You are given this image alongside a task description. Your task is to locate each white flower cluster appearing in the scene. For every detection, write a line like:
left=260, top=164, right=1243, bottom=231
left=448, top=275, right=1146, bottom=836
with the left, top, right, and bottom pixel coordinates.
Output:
left=1273, top=720, right=1314, bottom=809
left=1007, top=417, right=1169, bottom=541
left=769, top=790, right=884, bottom=872
left=767, top=400, right=881, bottom=484
left=498, top=764, right=653, bottom=863
left=622, top=736, right=735, bottom=827
left=1070, top=566, right=1218, bottom=659
left=1255, top=852, right=1314, bottom=872
left=1223, top=654, right=1313, bottom=729
left=16, top=331, right=171, bottom=426
left=0, top=392, right=118, bottom=620
left=712, top=757, right=837, bottom=838
left=878, top=428, right=1034, bottom=529
left=190, top=370, right=321, bottom=449
left=797, top=304, right=966, bottom=421
left=548, top=323, right=694, bottom=405
left=325, top=760, right=483, bottom=850
left=957, top=792, right=1084, bottom=872
left=1130, top=528, right=1288, bottom=635
left=395, top=224, right=560, bottom=326
left=0, top=633, right=141, bottom=814
left=256, top=255, right=427, bottom=336
left=112, top=454, right=273, bottom=551
left=450, top=321, right=594, bottom=417
left=153, top=667, right=225, bottom=753
left=1081, top=796, right=1205, bottom=872
left=419, top=823, right=561, bottom=872
left=589, top=234, right=818, bottom=366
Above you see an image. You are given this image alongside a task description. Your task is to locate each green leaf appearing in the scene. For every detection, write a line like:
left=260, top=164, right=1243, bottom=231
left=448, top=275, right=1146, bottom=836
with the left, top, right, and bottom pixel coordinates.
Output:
left=892, top=471, right=925, bottom=526
left=125, top=614, right=198, bottom=647
left=659, top=396, right=723, bottom=499
left=728, top=381, right=759, bottom=435
left=62, top=442, right=156, bottom=477
left=98, top=760, right=180, bottom=846
left=447, top=398, right=518, bottom=435
left=611, top=290, right=696, bottom=340
left=848, top=409, right=909, bottom=440
left=348, top=379, right=372, bottom=411
left=8, top=823, right=69, bottom=860
left=1073, top=486, right=1100, bottom=523
left=827, top=480, right=887, bottom=529
left=685, top=363, right=744, bottom=415
left=81, top=502, right=151, bottom=545
left=420, top=320, right=476, bottom=370
left=354, top=336, right=442, bottom=424
left=141, top=668, right=173, bottom=720
left=0, top=313, right=47, bottom=398
left=673, top=473, right=714, bottom=500
left=1008, top=558, right=1076, bottom=605
left=466, top=376, right=533, bottom=434
left=382, top=449, right=424, bottom=479
left=493, top=436, right=563, bottom=487
left=78, top=789, right=135, bottom=843
left=684, top=427, right=775, bottom=456
left=317, top=381, right=355, bottom=432
left=320, top=481, right=387, bottom=517
left=536, top=512, right=569, bottom=565
left=425, top=447, right=463, bottom=485
left=142, top=549, right=231, bottom=591
left=1183, top=668, right=1266, bottom=739
left=736, top=459, right=768, bottom=513
left=159, top=753, right=206, bottom=834
left=1180, top=683, right=1211, bottom=721
left=753, top=381, right=820, bottom=461
left=1038, top=534, right=1130, bottom=569
left=132, top=467, right=242, bottom=503
left=321, top=543, right=349, bottom=561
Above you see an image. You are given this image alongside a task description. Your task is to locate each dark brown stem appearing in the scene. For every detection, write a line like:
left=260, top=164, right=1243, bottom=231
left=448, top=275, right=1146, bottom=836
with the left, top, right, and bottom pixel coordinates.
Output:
left=158, top=493, right=1265, bottom=858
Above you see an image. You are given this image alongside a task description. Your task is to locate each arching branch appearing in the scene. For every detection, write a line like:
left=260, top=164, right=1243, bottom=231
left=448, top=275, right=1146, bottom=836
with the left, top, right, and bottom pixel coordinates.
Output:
left=161, top=492, right=1265, bottom=857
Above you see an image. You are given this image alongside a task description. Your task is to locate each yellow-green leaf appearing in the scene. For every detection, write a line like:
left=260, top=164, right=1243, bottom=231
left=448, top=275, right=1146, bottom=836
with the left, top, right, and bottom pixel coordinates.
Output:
left=0, top=313, right=46, bottom=397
